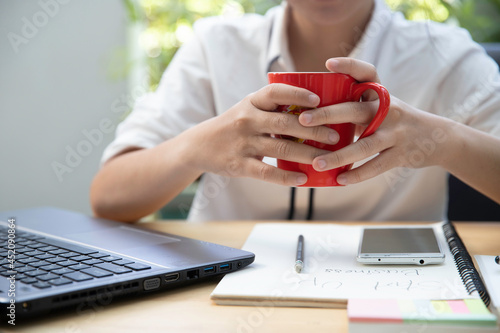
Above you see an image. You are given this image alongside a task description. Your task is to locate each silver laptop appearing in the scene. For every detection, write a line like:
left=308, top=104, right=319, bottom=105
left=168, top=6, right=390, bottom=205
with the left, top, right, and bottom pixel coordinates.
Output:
left=0, top=207, right=254, bottom=321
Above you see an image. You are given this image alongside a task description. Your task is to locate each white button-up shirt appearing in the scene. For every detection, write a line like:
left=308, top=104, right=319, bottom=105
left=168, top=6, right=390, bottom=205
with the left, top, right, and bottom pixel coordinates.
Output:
left=102, top=0, right=500, bottom=221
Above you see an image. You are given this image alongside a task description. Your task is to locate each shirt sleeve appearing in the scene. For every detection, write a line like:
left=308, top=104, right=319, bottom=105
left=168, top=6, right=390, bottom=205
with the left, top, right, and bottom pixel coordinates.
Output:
left=432, top=31, right=500, bottom=137
left=100, top=25, right=216, bottom=165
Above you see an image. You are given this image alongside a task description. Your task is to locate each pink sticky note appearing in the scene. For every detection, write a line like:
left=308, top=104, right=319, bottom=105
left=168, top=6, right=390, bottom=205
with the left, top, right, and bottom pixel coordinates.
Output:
left=348, top=299, right=403, bottom=323
left=447, top=300, right=470, bottom=314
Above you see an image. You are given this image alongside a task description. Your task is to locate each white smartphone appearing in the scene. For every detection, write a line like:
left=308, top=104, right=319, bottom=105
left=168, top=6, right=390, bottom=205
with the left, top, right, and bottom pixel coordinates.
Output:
left=357, top=227, right=445, bottom=265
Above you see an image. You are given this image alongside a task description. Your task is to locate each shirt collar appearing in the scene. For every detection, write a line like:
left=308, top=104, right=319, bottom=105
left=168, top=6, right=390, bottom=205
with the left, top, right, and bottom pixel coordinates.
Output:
left=265, top=0, right=393, bottom=72
left=266, top=2, right=294, bottom=73
left=349, top=0, right=393, bottom=61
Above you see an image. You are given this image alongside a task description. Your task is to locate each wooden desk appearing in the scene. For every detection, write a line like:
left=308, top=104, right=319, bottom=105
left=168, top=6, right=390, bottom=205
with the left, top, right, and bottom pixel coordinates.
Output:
left=9, top=221, right=500, bottom=333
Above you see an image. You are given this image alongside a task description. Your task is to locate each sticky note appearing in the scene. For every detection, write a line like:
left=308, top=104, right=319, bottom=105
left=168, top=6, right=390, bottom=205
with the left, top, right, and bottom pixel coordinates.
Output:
left=431, top=300, right=452, bottom=313
left=447, top=300, right=470, bottom=314
left=464, top=299, right=490, bottom=315
left=348, top=299, right=403, bottom=323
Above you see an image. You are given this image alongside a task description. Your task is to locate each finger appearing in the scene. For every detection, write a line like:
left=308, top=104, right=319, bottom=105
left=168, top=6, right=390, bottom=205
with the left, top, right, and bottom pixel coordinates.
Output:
left=336, top=149, right=398, bottom=185
left=298, top=100, right=379, bottom=127
left=326, top=58, right=381, bottom=83
left=312, top=132, right=391, bottom=171
left=250, top=83, right=320, bottom=112
left=245, top=158, right=308, bottom=186
left=259, top=112, right=340, bottom=145
left=255, top=136, right=331, bottom=165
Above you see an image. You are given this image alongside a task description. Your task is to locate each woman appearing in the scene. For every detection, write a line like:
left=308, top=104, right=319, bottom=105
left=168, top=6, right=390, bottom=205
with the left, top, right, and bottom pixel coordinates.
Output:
left=91, top=0, right=500, bottom=222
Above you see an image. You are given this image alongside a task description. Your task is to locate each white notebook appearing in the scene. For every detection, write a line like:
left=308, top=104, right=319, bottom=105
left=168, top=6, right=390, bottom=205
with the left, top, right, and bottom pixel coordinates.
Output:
left=211, top=222, right=480, bottom=308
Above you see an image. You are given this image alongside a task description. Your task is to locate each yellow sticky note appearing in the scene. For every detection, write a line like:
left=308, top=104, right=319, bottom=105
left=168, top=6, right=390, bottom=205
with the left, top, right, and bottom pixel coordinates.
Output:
left=431, top=300, right=452, bottom=314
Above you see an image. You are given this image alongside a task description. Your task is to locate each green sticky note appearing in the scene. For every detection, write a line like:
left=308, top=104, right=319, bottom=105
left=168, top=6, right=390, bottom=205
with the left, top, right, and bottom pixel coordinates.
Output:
left=464, top=299, right=490, bottom=314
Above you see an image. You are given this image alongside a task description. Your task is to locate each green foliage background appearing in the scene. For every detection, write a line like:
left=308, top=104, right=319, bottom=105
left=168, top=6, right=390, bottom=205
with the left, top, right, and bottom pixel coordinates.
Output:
left=123, top=0, right=500, bottom=91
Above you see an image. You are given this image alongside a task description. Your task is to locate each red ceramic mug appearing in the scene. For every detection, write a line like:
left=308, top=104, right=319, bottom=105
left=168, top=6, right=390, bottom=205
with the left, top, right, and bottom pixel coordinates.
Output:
left=267, top=72, right=390, bottom=187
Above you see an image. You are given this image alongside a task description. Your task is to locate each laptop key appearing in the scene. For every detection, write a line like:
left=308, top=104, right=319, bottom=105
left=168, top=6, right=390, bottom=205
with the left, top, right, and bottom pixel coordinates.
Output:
left=25, top=250, right=44, bottom=257
left=80, top=267, right=113, bottom=278
left=81, top=259, right=103, bottom=266
left=25, top=270, right=48, bottom=277
left=59, top=252, right=80, bottom=258
left=16, top=240, right=36, bottom=246
left=38, top=246, right=59, bottom=252
left=124, top=263, right=151, bottom=271
left=71, top=255, right=92, bottom=262
left=37, top=273, right=60, bottom=281
left=113, top=259, right=134, bottom=266
left=68, top=263, right=91, bottom=271
left=46, top=257, right=67, bottom=264
left=35, top=254, right=56, bottom=260
left=52, top=267, right=75, bottom=275
left=18, top=258, right=39, bottom=265
left=24, top=243, right=45, bottom=249
left=95, top=263, right=132, bottom=274
left=41, top=264, right=62, bottom=272
left=29, top=261, right=52, bottom=268
left=38, top=238, right=98, bottom=255
left=100, top=256, right=121, bottom=262
left=49, top=277, right=73, bottom=286
left=48, top=249, right=69, bottom=255
left=32, top=282, right=52, bottom=289
left=88, top=253, right=108, bottom=259
left=14, top=273, right=27, bottom=280
left=15, top=248, right=33, bottom=254
left=56, top=260, right=79, bottom=267
left=15, top=266, right=36, bottom=273
left=20, top=277, right=38, bottom=284
left=64, top=271, right=93, bottom=282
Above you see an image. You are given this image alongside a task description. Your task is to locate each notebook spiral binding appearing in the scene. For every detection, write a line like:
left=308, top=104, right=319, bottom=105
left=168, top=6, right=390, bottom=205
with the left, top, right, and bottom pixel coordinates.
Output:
left=443, top=221, right=491, bottom=307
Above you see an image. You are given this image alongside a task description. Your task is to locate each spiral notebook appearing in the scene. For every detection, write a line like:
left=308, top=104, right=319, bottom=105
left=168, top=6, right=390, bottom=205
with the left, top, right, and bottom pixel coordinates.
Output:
left=442, top=222, right=490, bottom=306
left=211, top=221, right=490, bottom=308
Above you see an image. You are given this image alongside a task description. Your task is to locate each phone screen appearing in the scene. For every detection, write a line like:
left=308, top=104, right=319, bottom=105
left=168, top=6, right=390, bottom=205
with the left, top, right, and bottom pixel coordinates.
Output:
left=357, top=227, right=445, bottom=265
left=360, top=228, right=441, bottom=254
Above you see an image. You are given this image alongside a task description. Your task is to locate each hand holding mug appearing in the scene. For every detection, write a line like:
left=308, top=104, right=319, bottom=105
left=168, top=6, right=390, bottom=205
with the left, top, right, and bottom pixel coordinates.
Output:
left=298, top=58, right=454, bottom=187
left=268, top=66, right=390, bottom=187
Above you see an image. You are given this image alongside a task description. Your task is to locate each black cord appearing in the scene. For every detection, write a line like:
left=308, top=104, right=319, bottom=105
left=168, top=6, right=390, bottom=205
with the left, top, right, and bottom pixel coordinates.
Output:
left=287, top=187, right=296, bottom=220
left=287, top=187, right=315, bottom=220
left=306, top=188, right=315, bottom=220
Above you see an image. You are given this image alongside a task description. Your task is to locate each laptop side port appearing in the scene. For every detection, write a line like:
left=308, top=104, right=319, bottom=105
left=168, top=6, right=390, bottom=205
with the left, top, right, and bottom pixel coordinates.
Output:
left=164, top=273, right=180, bottom=283
left=204, top=266, right=216, bottom=274
left=143, top=277, right=161, bottom=291
left=219, top=263, right=231, bottom=271
left=186, top=269, right=199, bottom=280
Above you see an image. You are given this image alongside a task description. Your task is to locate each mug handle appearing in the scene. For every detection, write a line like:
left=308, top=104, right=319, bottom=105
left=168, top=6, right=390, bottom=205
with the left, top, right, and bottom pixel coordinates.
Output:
left=351, top=82, right=391, bottom=140
left=352, top=82, right=391, bottom=140
left=342, top=82, right=390, bottom=172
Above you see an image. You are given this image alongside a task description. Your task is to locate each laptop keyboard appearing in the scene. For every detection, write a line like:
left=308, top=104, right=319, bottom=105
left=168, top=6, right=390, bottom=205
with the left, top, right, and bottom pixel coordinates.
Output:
left=0, top=226, right=151, bottom=289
